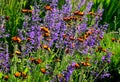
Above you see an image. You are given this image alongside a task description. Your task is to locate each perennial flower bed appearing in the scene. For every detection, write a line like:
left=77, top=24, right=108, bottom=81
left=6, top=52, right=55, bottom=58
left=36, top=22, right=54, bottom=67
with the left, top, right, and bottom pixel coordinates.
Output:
left=0, top=0, right=119, bottom=82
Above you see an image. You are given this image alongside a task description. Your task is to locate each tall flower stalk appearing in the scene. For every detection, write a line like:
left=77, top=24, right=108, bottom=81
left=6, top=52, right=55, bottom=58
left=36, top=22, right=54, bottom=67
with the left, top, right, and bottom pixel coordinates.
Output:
left=0, top=16, right=10, bottom=72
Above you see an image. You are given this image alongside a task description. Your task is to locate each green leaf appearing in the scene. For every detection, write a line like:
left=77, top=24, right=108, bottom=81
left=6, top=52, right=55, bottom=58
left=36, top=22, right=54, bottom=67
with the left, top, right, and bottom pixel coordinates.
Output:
left=24, top=67, right=29, bottom=73
left=30, top=5, right=34, bottom=10
left=0, top=72, right=3, bottom=79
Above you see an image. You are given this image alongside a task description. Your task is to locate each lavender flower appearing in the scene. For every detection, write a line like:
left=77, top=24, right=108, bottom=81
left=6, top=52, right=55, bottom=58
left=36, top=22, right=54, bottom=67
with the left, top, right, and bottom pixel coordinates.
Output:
left=0, top=16, right=10, bottom=38
left=18, top=0, right=108, bottom=57
left=0, top=43, right=10, bottom=72
left=86, top=2, right=93, bottom=12
left=101, top=73, right=111, bottom=79
left=18, top=4, right=43, bottom=54
left=102, top=52, right=112, bottom=63
left=0, top=16, right=10, bottom=72
left=51, top=62, right=76, bottom=82
left=77, top=0, right=86, bottom=9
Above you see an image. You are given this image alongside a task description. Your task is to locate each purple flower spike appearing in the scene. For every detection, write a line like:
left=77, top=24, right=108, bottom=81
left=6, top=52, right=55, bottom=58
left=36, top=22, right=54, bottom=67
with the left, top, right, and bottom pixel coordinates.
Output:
left=101, top=73, right=111, bottom=79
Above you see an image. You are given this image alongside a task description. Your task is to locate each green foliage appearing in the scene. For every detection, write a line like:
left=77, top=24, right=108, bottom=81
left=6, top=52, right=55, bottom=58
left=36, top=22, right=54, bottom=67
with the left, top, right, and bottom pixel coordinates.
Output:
left=0, top=0, right=27, bottom=53
left=100, top=32, right=120, bottom=81
left=1, top=0, right=26, bottom=34
left=93, top=0, right=120, bottom=31
left=100, top=33, right=120, bottom=66
left=58, top=0, right=66, bottom=9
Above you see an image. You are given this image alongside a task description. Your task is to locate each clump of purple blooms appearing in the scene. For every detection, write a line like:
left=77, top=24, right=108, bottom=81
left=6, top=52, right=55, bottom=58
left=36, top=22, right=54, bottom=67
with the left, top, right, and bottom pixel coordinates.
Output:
left=51, top=62, right=76, bottom=82
left=102, top=52, right=112, bottom=63
left=18, top=0, right=108, bottom=56
left=0, top=0, right=113, bottom=81
left=0, top=16, right=10, bottom=72
left=13, top=0, right=111, bottom=80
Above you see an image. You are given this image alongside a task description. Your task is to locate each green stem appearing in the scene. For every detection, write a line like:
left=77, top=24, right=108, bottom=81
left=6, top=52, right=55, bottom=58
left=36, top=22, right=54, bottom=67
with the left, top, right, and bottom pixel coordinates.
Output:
left=79, top=68, right=84, bottom=82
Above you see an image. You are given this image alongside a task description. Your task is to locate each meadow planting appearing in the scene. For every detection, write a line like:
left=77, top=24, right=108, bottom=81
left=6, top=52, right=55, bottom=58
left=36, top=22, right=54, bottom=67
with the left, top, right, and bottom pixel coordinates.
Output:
left=0, top=0, right=120, bottom=82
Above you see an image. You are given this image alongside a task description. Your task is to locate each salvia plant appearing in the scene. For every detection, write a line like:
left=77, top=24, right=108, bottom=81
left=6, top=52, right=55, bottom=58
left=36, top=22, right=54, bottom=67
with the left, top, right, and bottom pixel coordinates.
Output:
left=0, top=0, right=118, bottom=82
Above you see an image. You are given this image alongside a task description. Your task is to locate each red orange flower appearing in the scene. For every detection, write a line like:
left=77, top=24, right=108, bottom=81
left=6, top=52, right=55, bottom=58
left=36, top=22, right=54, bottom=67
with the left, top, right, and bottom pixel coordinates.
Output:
left=14, top=72, right=21, bottom=77
left=21, top=9, right=33, bottom=13
left=12, top=36, right=21, bottom=43
left=44, top=5, right=52, bottom=11
left=41, top=68, right=46, bottom=74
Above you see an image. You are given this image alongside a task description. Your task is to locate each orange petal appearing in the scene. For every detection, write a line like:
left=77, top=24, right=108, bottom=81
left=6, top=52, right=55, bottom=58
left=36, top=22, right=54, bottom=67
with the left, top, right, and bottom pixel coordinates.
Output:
left=41, top=68, right=46, bottom=74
